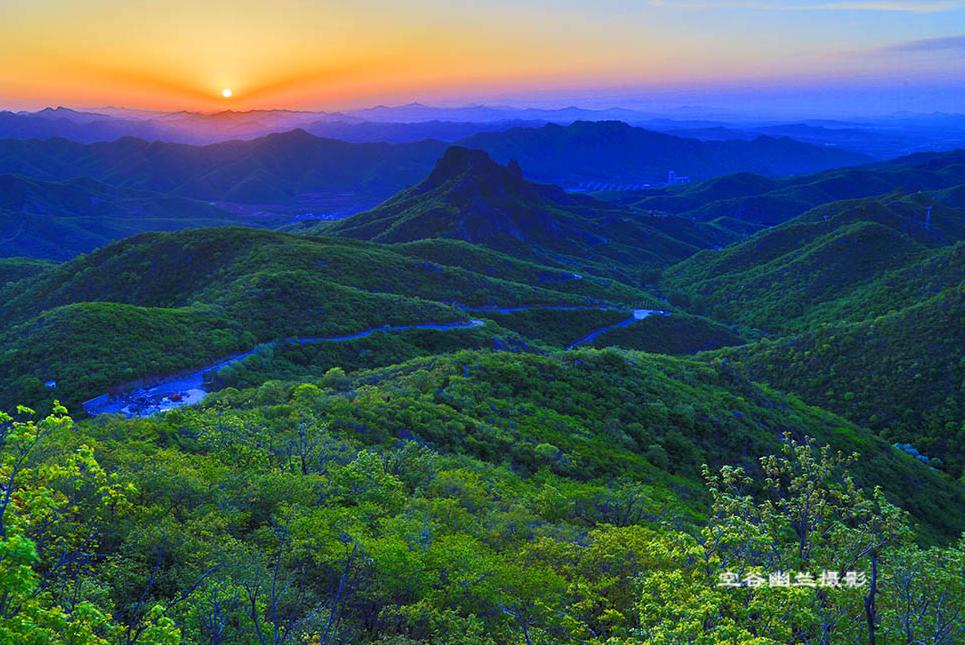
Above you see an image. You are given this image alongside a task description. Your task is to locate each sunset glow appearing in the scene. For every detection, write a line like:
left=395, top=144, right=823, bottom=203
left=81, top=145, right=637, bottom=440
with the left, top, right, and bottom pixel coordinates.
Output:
left=1, top=0, right=964, bottom=113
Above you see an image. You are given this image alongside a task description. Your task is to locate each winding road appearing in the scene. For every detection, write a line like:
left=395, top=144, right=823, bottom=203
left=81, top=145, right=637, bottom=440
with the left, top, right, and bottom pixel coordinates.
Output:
left=566, top=309, right=667, bottom=349
left=82, top=319, right=485, bottom=417
left=83, top=304, right=669, bottom=418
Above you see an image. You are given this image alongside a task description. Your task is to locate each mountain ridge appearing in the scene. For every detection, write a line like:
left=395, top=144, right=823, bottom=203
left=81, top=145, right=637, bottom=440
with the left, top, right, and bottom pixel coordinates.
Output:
left=303, top=146, right=736, bottom=278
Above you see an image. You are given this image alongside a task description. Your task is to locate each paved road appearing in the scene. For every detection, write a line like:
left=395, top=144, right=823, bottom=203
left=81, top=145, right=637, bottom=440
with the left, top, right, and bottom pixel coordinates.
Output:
left=566, top=309, right=668, bottom=349
left=83, top=319, right=485, bottom=418
left=82, top=303, right=669, bottom=418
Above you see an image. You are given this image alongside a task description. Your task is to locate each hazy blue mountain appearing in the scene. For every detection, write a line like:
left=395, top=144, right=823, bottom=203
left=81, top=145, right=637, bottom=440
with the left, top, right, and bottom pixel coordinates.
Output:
left=0, top=174, right=292, bottom=260
left=0, top=123, right=870, bottom=211
left=461, top=121, right=869, bottom=187
left=620, top=148, right=965, bottom=228
left=0, top=130, right=449, bottom=205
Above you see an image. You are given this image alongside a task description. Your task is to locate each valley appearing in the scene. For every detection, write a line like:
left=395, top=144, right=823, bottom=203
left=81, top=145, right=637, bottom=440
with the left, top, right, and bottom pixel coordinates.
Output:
left=1, top=113, right=962, bottom=644
left=5, top=0, right=965, bottom=637
left=80, top=303, right=674, bottom=418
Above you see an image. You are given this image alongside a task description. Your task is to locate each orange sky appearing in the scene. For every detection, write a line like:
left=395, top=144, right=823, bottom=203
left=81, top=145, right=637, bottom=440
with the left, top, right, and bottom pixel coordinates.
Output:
left=2, top=0, right=963, bottom=111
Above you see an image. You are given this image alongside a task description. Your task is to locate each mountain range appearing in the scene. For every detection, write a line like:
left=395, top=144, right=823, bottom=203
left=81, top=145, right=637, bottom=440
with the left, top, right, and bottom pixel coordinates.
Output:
left=0, top=122, right=875, bottom=260
left=606, top=148, right=965, bottom=229
left=3, top=107, right=964, bottom=642
left=5, top=105, right=965, bottom=156
left=459, top=121, right=868, bottom=186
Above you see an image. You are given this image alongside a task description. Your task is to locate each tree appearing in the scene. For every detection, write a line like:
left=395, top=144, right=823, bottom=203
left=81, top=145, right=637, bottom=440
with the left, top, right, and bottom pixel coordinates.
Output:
left=633, top=434, right=948, bottom=644
left=0, top=404, right=179, bottom=644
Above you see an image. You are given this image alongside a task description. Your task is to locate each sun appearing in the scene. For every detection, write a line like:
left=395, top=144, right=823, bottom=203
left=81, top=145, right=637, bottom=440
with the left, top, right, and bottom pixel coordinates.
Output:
left=221, top=88, right=233, bottom=99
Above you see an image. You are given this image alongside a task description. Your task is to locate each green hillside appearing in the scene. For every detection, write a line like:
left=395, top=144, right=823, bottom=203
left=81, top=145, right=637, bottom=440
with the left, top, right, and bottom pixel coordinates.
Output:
left=7, top=345, right=962, bottom=642
left=212, top=320, right=535, bottom=390
left=392, top=238, right=660, bottom=306
left=588, top=312, right=746, bottom=354
left=662, top=194, right=964, bottom=332
left=0, top=255, right=56, bottom=284
left=0, top=227, right=591, bottom=328
left=717, top=286, right=964, bottom=477
left=0, top=301, right=254, bottom=408
left=0, top=226, right=686, bottom=412
left=473, top=308, right=631, bottom=347
left=203, top=348, right=965, bottom=539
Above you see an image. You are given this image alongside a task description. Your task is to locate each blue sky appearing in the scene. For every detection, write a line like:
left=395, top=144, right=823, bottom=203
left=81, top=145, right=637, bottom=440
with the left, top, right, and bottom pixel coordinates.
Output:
left=0, top=0, right=962, bottom=115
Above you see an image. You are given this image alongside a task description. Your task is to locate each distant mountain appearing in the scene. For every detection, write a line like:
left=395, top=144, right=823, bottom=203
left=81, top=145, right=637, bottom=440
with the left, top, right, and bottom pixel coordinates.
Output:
left=343, top=102, right=653, bottom=124
left=0, top=107, right=356, bottom=144
left=0, top=108, right=549, bottom=145
left=25, top=107, right=113, bottom=124
left=623, top=148, right=965, bottom=228
left=460, top=121, right=869, bottom=186
left=0, top=110, right=166, bottom=143
left=0, top=174, right=293, bottom=260
left=300, top=119, right=548, bottom=143
left=304, top=147, right=736, bottom=277
left=4, top=105, right=965, bottom=160
left=0, top=130, right=449, bottom=205
left=0, top=124, right=869, bottom=227
left=1, top=105, right=643, bottom=145
left=659, top=122, right=961, bottom=159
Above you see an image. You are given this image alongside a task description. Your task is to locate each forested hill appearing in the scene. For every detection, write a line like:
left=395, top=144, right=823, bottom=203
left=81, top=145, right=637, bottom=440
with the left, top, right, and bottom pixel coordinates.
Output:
left=616, top=148, right=965, bottom=228
left=655, top=186, right=963, bottom=486
left=0, top=225, right=678, bottom=412
left=0, top=174, right=287, bottom=260
left=662, top=193, right=964, bottom=332
left=305, top=147, right=735, bottom=278
left=5, top=344, right=964, bottom=642
left=716, top=284, right=965, bottom=477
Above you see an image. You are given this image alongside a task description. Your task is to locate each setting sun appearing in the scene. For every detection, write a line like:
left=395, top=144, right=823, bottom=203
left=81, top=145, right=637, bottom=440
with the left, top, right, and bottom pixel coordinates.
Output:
left=221, top=88, right=232, bottom=98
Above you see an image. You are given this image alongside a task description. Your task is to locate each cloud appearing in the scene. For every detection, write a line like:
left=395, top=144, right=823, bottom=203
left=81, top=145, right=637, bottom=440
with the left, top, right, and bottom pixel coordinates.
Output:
left=878, top=36, right=965, bottom=53
left=876, top=35, right=965, bottom=53
left=646, top=1, right=965, bottom=11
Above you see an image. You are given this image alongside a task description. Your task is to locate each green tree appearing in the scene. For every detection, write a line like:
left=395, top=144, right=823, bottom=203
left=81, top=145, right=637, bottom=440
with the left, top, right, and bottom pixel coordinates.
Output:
left=633, top=435, right=952, bottom=644
left=0, top=404, right=180, bottom=644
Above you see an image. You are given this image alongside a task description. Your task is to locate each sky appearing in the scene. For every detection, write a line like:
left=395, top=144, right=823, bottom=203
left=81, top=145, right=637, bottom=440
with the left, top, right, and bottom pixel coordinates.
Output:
left=1, top=0, right=964, bottom=116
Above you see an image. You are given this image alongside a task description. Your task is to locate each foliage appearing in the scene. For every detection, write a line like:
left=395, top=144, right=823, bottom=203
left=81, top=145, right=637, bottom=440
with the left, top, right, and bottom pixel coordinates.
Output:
left=717, top=286, right=965, bottom=477
left=588, top=312, right=745, bottom=354
left=478, top=309, right=629, bottom=348
left=629, top=435, right=963, bottom=644
left=2, top=377, right=961, bottom=643
left=662, top=196, right=963, bottom=333
left=0, top=404, right=179, bottom=643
